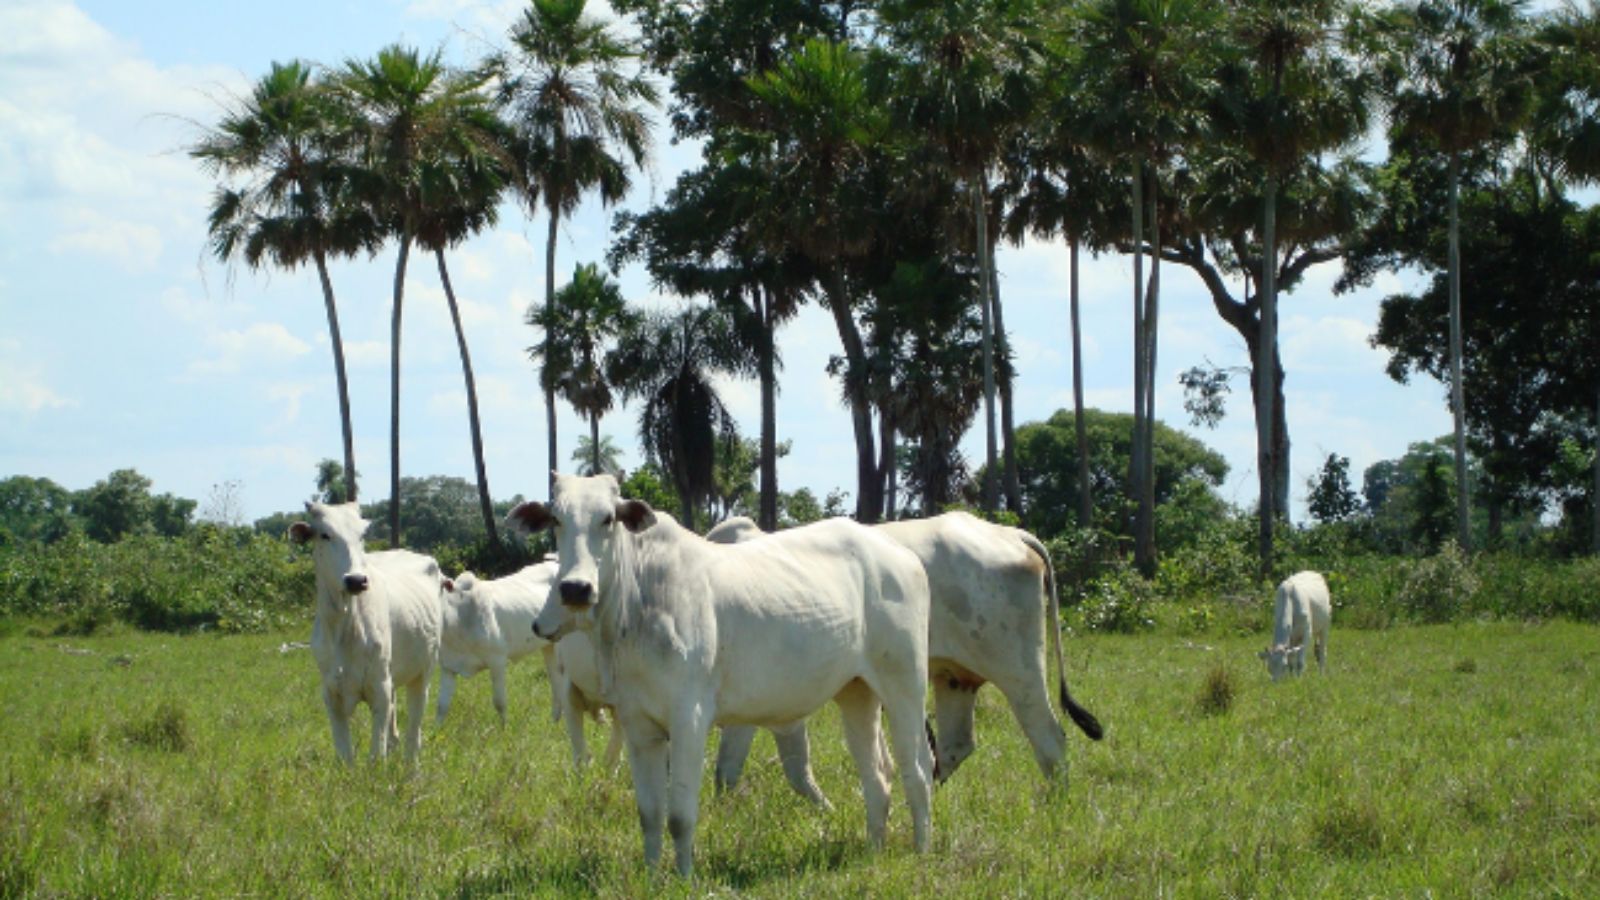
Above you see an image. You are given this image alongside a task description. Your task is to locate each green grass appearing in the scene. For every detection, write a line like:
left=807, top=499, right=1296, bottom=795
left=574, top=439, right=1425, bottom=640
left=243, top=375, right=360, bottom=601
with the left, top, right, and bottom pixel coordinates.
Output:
left=1, top=622, right=1597, bottom=896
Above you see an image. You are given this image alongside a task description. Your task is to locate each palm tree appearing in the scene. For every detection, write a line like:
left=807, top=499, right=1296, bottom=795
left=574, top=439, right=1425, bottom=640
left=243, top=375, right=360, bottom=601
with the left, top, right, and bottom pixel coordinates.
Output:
left=529, top=262, right=638, bottom=477
left=338, top=44, right=485, bottom=545
left=1212, top=0, right=1369, bottom=572
left=1534, top=0, right=1600, bottom=553
left=611, top=155, right=811, bottom=532
left=1362, top=0, right=1536, bottom=550
left=571, top=434, right=624, bottom=478
left=743, top=38, right=892, bottom=522
left=879, top=0, right=1044, bottom=515
left=491, top=0, right=658, bottom=498
left=410, top=75, right=515, bottom=545
left=1070, top=0, right=1220, bottom=573
left=192, top=61, right=377, bottom=503
left=608, top=304, right=754, bottom=531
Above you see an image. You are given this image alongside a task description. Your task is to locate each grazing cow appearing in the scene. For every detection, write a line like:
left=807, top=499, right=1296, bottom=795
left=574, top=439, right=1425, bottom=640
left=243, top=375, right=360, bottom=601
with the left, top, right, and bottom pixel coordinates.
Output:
left=436, top=562, right=560, bottom=725
left=1259, top=570, right=1331, bottom=681
left=290, top=502, right=442, bottom=764
left=708, top=513, right=1103, bottom=797
left=512, top=474, right=933, bottom=877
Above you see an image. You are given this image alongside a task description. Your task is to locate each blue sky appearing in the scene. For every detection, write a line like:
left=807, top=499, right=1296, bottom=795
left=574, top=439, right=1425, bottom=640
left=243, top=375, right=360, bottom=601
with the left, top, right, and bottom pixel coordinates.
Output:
left=0, top=0, right=1453, bottom=525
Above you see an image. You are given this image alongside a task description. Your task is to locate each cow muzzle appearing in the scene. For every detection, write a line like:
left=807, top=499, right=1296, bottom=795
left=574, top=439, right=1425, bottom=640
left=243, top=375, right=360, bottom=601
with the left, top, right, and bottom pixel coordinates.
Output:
left=559, top=579, right=594, bottom=607
left=343, top=573, right=370, bottom=594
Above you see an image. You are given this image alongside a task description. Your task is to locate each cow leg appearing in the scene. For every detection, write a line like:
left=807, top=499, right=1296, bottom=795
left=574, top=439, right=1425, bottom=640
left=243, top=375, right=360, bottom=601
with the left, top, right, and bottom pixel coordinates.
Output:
left=323, top=688, right=354, bottom=764
left=931, top=680, right=980, bottom=783
left=992, top=674, right=1068, bottom=782
left=835, top=680, right=893, bottom=848
left=599, top=708, right=623, bottom=772
left=1315, top=634, right=1327, bottom=673
left=540, top=645, right=562, bottom=724
left=770, top=721, right=832, bottom=810
left=667, top=699, right=714, bottom=877
left=882, top=687, right=934, bottom=853
left=621, top=713, right=670, bottom=870
left=563, top=685, right=590, bottom=769
left=435, top=669, right=457, bottom=726
left=490, top=660, right=509, bottom=725
left=403, top=676, right=427, bottom=763
left=714, top=725, right=756, bottom=795
left=369, top=680, right=393, bottom=762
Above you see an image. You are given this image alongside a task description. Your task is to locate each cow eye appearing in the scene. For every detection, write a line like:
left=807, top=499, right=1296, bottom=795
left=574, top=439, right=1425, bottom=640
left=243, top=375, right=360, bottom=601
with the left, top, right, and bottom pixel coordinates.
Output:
left=319, top=533, right=331, bottom=541
left=602, top=515, right=614, bottom=526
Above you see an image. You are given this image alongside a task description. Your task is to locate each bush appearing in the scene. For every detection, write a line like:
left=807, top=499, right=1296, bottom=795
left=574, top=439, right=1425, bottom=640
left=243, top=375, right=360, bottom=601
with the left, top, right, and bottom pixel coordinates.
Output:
left=1076, top=563, right=1157, bottom=633
left=0, top=527, right=312, bottom=633
left=1396, top=541, right=1478, bottom=623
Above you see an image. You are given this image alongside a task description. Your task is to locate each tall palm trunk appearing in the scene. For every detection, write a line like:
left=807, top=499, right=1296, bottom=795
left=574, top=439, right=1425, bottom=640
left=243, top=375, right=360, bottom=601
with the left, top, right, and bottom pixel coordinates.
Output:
left=590, top=413, right=601, bottom=477
left=1258, top=174, right=1279, bottom=575
left=991, top=263, right=1022, bottom=514
left=823, top=267, right=882, bottom=523
left=314, top=248, right=357, bottom=502
left=975, top=178, right=999, bottom=512
left=879, top=406, right=897, bottom=519
left=389, top=233, right=411, bottom=545
left=1070, top=237, right=1092, bottom=529
left=436, top=247, right=498, bottom=545
left=1128, top=159, right=1148, bottom=569
left=1137, top=169, right=1160, bottom=575
left=543, top=210, right=562, bottom=497
left=757, top=287, right=779, bottom=533
left=1447, top=151, right=1471, bottom=550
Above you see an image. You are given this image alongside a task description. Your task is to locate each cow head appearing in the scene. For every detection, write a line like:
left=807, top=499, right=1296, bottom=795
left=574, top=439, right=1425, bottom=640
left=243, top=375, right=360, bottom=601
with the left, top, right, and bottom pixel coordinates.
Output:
left=509, top=473, right=656, bottom=641
left=288, top=501, right=372, bottom=598
left=1258, top=644, right=1296, bottom=681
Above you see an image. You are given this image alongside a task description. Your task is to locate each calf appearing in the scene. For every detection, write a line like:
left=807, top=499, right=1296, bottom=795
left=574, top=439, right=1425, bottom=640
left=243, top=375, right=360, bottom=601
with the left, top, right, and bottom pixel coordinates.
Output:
left=290, top=502, right=442, bottom=764
left=709, top=513, right=1103, bottom=797
left=437, top=562, right=559, bottom=725
left=513, top=474, right=933, bottom=876
left=1259, top=570, right=1331, bottom=680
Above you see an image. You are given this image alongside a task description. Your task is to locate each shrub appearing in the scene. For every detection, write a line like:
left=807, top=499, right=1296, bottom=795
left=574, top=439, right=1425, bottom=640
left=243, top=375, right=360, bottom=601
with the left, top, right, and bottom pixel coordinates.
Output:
left=1077, top=563, right=1156, bottom=633
left=1396, top=541, right=1478, bottom=623
left=1196, top=663, right=1236, bottom=716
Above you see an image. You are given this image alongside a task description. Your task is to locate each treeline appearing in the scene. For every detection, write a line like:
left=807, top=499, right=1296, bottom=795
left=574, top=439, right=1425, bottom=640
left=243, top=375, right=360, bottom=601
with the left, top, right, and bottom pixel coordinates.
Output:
left=193, top=0, right=1599, bottom=584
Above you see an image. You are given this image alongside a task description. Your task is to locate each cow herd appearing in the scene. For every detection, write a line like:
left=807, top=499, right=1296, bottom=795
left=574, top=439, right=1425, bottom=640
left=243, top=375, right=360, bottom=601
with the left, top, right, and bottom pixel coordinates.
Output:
left=288, top=472, right=1331, bottom=877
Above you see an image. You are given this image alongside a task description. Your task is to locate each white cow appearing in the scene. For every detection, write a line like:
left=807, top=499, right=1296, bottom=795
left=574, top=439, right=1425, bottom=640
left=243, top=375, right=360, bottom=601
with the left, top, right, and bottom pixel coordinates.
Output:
left=708, top=512, right=1103, bottom=797
left=290, top=501, right=442, bottom=764
left=437, top=560, right=622, bottom=768
left=1259, top=570, right=1331, bottom=681
left=512, top=474, right=933, bottom=877
left=436, top=562, right=559, bottom=725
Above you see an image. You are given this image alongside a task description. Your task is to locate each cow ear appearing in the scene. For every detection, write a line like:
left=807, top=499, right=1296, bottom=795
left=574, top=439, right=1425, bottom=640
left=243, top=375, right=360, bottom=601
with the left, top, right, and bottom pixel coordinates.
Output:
left=614, top=499, right=656, bottom=533
left=506, top=502, right=554, bottom=536
left=288, top=522, right=314, bottom=544
left=442, top=578, right=455, bottom=593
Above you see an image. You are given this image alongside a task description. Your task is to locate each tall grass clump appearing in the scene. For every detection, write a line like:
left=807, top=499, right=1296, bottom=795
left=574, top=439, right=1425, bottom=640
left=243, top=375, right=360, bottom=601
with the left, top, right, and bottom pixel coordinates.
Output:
left=1195, top=662, right=1236, bottom=716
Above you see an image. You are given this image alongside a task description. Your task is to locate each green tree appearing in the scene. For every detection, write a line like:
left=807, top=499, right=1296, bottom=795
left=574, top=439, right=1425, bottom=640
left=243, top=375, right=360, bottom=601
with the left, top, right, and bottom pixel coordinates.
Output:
left=492, top=0, right=658, bottom=498
left=0, top=476, right=76, bottom=544
left=1361, top=0, right=1537, bottom=550
left=742, top=38, right=893, bottom=522
left=571, top=434, right=624, bottom=478
left=1211, top=0, right=1370, bottom=572
left=192, top=61, right=376, bottom=502
left=316, top=459, right=351, bottom=504
left=1533, top=0, right=1600, bottom=553
left=409, top=73, right=514, bottom=546
left=338, top=44, right=486, bottom=545
left=362, top=475, right=491, bottom=550
left=1307, top=453, right=1362, bottom=523
left=608, top=304, right=754, bottom=531
left=529, top=262, right=638, bottom=478
left=1070, top=0, right=1221, bottom=574
left=619, top=462, right=682, bottom=521
left=1012, top=408, right=1229, bottom=542
left=878, top=0, right=1045, bottom=514
left=74, top=469, right=193, bottom=543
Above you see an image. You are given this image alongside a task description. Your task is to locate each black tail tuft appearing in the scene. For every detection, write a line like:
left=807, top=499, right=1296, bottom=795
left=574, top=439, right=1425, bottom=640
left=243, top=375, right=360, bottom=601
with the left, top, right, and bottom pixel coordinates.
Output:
left=1062, top=683, right=1105, bottom=741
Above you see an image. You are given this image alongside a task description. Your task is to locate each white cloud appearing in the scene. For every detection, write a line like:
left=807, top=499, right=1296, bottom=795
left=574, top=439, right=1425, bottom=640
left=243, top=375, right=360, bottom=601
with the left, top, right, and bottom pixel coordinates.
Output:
left=48, top=209, right=163, bottom=271
left=187, top=322, right=311, bottom=376
left=0, top=343, right=75, bottom=413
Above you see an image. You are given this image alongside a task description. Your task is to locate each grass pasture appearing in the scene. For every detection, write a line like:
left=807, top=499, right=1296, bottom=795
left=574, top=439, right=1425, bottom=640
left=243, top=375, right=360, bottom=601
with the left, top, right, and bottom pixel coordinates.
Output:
left=1, top=622, right=1597, bottom=897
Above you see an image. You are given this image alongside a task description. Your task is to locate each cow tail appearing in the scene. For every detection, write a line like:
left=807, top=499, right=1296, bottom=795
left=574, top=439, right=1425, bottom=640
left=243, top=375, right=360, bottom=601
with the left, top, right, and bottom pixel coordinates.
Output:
left=1022, top=532, right=1104, bottom=741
